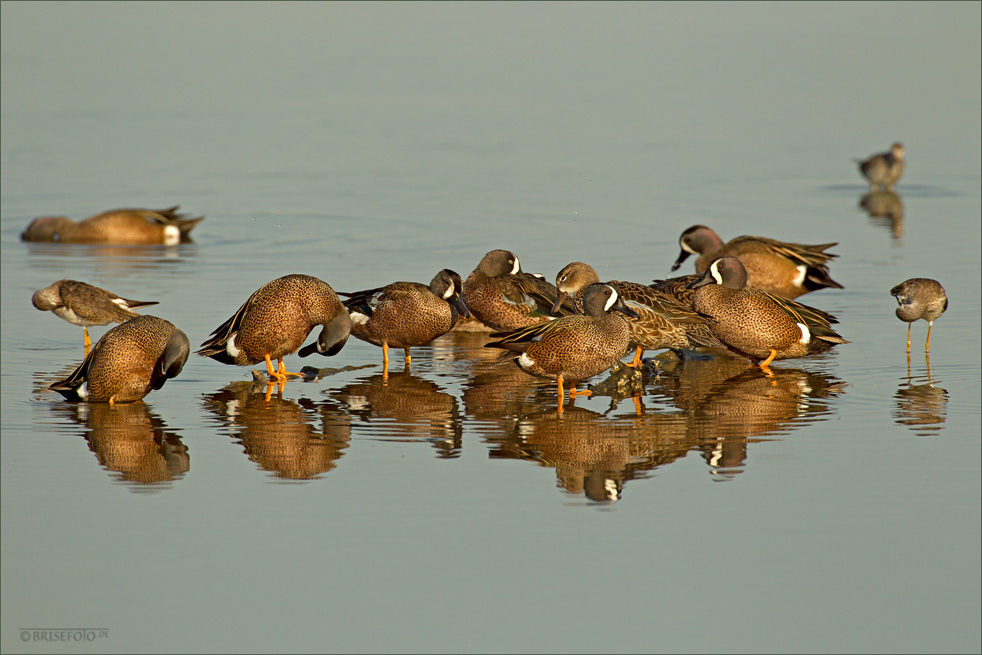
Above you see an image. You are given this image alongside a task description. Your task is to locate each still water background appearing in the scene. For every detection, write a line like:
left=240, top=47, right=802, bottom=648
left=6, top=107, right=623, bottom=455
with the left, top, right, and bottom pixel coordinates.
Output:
left=2, top=2, right=980, bottom=653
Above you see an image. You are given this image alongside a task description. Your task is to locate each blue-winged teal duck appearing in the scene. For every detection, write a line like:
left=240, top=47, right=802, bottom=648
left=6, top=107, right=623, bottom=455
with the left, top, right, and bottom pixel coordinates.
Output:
left=552, top=262, right=724, bottom=367
left=486, top=283, right=639, bottom=410
left=890, top=278, right=947, bottom=355
left=32, top=279, right=159, bottom=352
left=21, top=206, right=204, bottom=245
left=339, top=269, right=469, bottom=373
left=649, top=273, right=702, bottom=308
left=50, top=315, right=190, bottom=404
left=687, top=256, right=848, bottom=374
left=856, top=142, right=905, bottom=191
left=196, top=274, right=351, bottom=382
left=462, top=249, right=574, bottom=331
left=670, top=224, right=843, bottom=299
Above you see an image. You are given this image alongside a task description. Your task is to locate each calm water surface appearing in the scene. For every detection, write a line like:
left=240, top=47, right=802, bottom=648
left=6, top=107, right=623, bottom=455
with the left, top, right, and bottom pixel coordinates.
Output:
left=2, top=3, right=980, bottom=653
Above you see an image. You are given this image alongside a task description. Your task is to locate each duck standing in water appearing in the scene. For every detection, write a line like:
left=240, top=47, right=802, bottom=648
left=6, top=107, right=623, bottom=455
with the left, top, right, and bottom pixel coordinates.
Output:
left=339, top=269, right=469, bottom=376
left=486, top=283, right=638, bottom=412
left=687, top=256, right=848, bottom=375
left=196, top=274, right=351, bottom=383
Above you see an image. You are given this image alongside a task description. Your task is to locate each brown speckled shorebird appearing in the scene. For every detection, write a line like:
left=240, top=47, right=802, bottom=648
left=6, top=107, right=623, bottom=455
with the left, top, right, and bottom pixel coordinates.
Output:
left=462, top=249, right=574, bottom=331
left=196, top=274, right=351, bottom=382
left=890, top=278, right=948, bottom=356
left=486, top=283, right=639, bottom=412
left=339, top=269, right=470, bottom=375
left=552, top=262, right=724, bottom=367
left=21, top=206, right=204, bottom=245
left=670, top=225, right=843, bottom=299
left=856, top=142, right=905, bottom=191
left=49, top=315, right=190, bottom=404
left=687, top=256, right=848, bottom=375
left=32, top=279, right=159, bottom=353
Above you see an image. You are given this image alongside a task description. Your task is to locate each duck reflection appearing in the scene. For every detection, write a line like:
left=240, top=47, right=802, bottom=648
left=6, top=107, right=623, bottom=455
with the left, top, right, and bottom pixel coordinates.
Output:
left=40, top=396, right=189, bottom=490
left=202, top=380, right=351, bottom=480
left=858, top=190, right=904, bottom=241
left=483, top=405, right=692, bottom=503
left=461, top=363, right=553, bottom=420
left=24, top=241, right=196, bottom=275
left=894, top=362, right=948, bottom=437
left=331, top=371, right=462, bottom=458
left=649, top=356, right=846, bottom=479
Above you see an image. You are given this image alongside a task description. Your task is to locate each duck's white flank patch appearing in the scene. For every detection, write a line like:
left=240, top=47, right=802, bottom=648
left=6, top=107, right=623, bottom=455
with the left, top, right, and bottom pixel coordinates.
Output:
left=796, top=322, right=811, bottom=344
left=346, top=395, right=370, bottom=411
left=792, top=264, right=807, bottom=287
left=77, top=382, right=89, bottom=399
left=510, top=257, right=521, bottom=275
left=709, top=260, right=724, bottom=285
left=604, top=286, right=619, bottom=312
left=442, top=285, right=454, bottom=300
left=111, top=298, right=127, bottom=308
left=350, top=311, right=369, bottom=325
left=162, top=225, right=180, bottom=246
left=226, top=331, right=241, bottom=357
left=518, top=352, right=536, bottom=369
left=604, top=478, right=620, bottom=501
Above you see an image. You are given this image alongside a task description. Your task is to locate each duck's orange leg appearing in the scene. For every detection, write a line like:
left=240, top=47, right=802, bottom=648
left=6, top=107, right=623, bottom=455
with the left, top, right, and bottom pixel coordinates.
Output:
left=906, top=324, right=912, bottom=354
left=627, top=346, right=644, bottom=369
left=265, top=354, right=302, bottom=382
left=758, top=349, right=777, bottom=378
left=925, top=321, right=934, bottom=354
left=83, top=327, right=92, bottom=353
left=277, top=359, right=304, bottom=379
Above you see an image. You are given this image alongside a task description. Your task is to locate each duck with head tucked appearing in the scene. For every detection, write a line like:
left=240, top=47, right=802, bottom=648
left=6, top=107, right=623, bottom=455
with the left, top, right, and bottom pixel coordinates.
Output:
left=196, top=274, right=351, bottom=383
left=32, top=279, right=159, bottom=353
left=338, top=268, right=469, bottom=375
left=21, top=206, right=204, bottom=245
left=486, top=283, right=639, bottom=412
left=462, top=249, right=575, bottom=331
left=49, top=315, right=190, bottom=404
left=670, top=225, right=843, bottom=299
left=687, top=256, right=848, bottom=375
left=552, top=261, right=725, bottom=367
left=890, top=277, right=947, bottom=357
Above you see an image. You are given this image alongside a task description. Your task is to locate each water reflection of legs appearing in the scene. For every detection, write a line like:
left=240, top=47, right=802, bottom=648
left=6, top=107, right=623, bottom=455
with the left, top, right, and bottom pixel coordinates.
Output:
left=264, top=378, right=285, bottom=402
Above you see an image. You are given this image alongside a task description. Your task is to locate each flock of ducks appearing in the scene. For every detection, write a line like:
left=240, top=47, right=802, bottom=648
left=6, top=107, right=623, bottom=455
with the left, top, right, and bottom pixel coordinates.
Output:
left=24, top=143, right=948, bottom=411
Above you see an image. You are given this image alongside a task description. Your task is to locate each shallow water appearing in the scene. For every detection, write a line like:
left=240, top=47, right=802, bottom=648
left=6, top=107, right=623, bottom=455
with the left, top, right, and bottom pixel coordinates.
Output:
left=2, top=3, right=980, bottom=653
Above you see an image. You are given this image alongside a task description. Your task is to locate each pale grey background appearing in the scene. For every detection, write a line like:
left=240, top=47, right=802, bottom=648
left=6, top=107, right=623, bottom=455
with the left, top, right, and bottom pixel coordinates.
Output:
left=2, top=2, right=980, bottom=653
